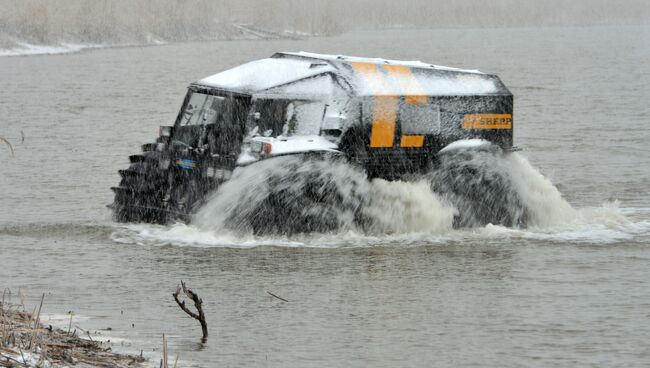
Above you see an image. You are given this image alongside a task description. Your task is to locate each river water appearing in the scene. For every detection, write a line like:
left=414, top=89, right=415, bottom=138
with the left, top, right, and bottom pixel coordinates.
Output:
left=1, top=26, right=650, bottom=367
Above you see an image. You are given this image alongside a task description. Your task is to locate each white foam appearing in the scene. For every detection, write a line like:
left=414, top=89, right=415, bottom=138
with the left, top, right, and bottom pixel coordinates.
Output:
left=112, top=222, right=458, bottom=249
left=506, top=152, right=579, bottom=227
left=109, top=150, right=650, bottom=248
left=112, top=209, right=649, bottom=248
left=456, top=201, right=648, bottom=244
left=439, top=138, right=491, bottom=153
left=111, top=197, right=649, bottom=249
left=362, top=179, right=455, bottom=234
left=112, top=223, right=309, bottom=248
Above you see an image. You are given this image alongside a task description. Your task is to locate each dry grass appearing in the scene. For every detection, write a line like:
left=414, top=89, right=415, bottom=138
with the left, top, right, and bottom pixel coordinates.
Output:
left=1, top=290, right=145, bottom=368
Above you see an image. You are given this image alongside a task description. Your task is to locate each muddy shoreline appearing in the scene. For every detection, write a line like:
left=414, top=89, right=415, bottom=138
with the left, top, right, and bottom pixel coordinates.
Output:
left=1, top=295, right=145, bottom=368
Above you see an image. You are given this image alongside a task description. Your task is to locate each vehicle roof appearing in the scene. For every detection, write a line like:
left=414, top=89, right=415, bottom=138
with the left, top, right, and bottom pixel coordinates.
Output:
left=196, top=52, right=511, bottom=97
left=279, top=51, right=485, bottom=74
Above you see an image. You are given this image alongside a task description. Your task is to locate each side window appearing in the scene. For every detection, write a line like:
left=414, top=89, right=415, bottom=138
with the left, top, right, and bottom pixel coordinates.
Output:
left=399, top=102, right=440, bottom=135
left=182, top=93, right=225, bottom=126
left=289, top=102, right=326, bottom=136
left=247, top=100, right=326, bottom=138
left=247, top=99, right=288, bottom=137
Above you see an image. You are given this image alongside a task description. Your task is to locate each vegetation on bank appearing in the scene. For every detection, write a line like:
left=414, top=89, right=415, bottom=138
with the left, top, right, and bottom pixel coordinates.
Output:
left=0, top=0, right=648, bottom=49
left=1, top=292, right=145, bottom=368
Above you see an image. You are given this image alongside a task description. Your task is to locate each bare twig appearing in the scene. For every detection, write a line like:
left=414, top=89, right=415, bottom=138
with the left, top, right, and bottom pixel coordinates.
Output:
left=28, top=294, right=44, bottom=350
left=38, top=344, right=48, bottom=367
left=67, top=312, right=73, bottom=335
left=1, top=313, right=5, bottom=347
left=34, top=294, right=44, bottom=329
left=162, top=333, right=168, bottom=368
left=19, top=291, right=25, bottom=312
left=172, top=280, right=208, bottom=341
left=28, top=306, right=36, bottom=329
left=266, top=291, right=289, bottom=303
left=0, top=136, right=14, bottom=157
left=0, top=351, right=26, bottom=366
left=19, top=347, right=27, bottom=365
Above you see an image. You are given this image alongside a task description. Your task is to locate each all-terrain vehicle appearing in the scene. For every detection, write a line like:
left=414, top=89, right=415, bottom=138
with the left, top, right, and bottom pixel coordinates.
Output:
left=110, top=52, right=515, bottom=230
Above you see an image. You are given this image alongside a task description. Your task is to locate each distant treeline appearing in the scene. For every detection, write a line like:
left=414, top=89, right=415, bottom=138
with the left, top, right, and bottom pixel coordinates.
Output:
left=1, top=0, right=648, bottom=47
left=0, top=0, right=240, bottom=47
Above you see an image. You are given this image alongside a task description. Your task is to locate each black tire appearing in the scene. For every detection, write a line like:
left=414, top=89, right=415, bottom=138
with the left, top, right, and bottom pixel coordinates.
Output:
left=222, top=155, right=368, bottom=235
left=111, top=150, right=170, bottom=224
left=428, top=143, right=527, bottom=228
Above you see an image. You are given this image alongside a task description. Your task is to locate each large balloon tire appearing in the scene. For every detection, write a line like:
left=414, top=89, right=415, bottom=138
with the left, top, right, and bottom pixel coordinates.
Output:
left=429, top=145, right=527, bottom=228
left=223, top=155, right=368, bottom=235
left=111, top=149, right=169, bottom=224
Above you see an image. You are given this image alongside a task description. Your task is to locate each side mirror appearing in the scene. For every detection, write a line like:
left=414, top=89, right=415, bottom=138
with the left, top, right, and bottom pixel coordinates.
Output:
left=159, top=125, right=174, bottom=137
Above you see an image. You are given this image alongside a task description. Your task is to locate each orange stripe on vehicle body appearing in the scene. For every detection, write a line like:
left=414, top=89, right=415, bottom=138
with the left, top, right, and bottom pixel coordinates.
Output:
left=400, top=135, right=425, bottom=147
left=371, top=96, right=399, bottom=147
left=405, top=95, right=428, bottom=105
left=350, top=62, right=398, bottom=148
left=382, top=64, right=427, bottom=105
left=383, top=64, right=428, bottom=148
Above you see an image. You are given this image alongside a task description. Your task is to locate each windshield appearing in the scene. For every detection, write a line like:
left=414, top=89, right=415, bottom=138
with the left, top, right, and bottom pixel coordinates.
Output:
left=247, top=99, right=325, bottom=138
left=173, top=90, right=249, bottom=157
left=181, top=93, right=226, bottom=126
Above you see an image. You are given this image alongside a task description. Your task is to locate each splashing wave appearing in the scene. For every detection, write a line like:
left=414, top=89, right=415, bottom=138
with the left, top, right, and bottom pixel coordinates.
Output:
left=110, top=142, right=649, bottom=248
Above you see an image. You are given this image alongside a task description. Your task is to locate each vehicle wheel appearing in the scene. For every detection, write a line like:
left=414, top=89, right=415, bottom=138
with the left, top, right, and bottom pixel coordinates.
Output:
left=428, top=143, right=527, bottom=228
left=110, top=150, right=170, bottom=224
left=222, top=155, right=368, bottom=235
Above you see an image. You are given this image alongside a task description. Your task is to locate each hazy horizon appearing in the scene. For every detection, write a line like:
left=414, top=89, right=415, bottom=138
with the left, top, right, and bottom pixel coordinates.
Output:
left=1, top=0, right=649, bottom=48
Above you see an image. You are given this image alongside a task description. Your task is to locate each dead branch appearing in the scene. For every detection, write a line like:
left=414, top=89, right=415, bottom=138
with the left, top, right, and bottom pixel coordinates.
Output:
left=0, top=137, right=14, bottom=158
left=172, top=281, right=208, bottom=341
left=0, top=351, right=27, bottom=366
left=266, top=291, right=289, bottom=303
left=67, top=313, right=73, bottom=335
left=162, top=334, right=168, bottom=368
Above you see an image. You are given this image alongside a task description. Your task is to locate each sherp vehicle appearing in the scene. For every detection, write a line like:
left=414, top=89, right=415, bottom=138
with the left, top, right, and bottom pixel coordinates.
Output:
left=110, top=52, right=516, bottom=230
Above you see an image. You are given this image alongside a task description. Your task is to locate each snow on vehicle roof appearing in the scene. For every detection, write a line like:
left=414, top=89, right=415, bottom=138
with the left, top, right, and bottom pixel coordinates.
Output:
left=198, top=57, right=336, bottom=93
left=278, top=51, right=485, bottom=74
left=196, top=52, right=509, bottom=97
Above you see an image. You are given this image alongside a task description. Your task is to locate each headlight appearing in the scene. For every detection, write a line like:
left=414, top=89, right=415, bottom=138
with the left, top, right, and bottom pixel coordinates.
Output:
left=262, top=142, right=272, bottom=155
left=250, top=141, right=263, bottom=152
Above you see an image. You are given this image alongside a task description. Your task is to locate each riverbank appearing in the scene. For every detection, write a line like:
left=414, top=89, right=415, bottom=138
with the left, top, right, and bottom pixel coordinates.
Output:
left=0, top=23, right=309, bottom=57
left=2, top=0, right=646, bottom=57
left=1, top=294, right=145, bottom=368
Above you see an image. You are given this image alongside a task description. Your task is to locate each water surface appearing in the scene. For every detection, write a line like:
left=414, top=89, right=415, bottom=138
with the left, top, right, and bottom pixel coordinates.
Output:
left=1, top=26, right=650, bottom=367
